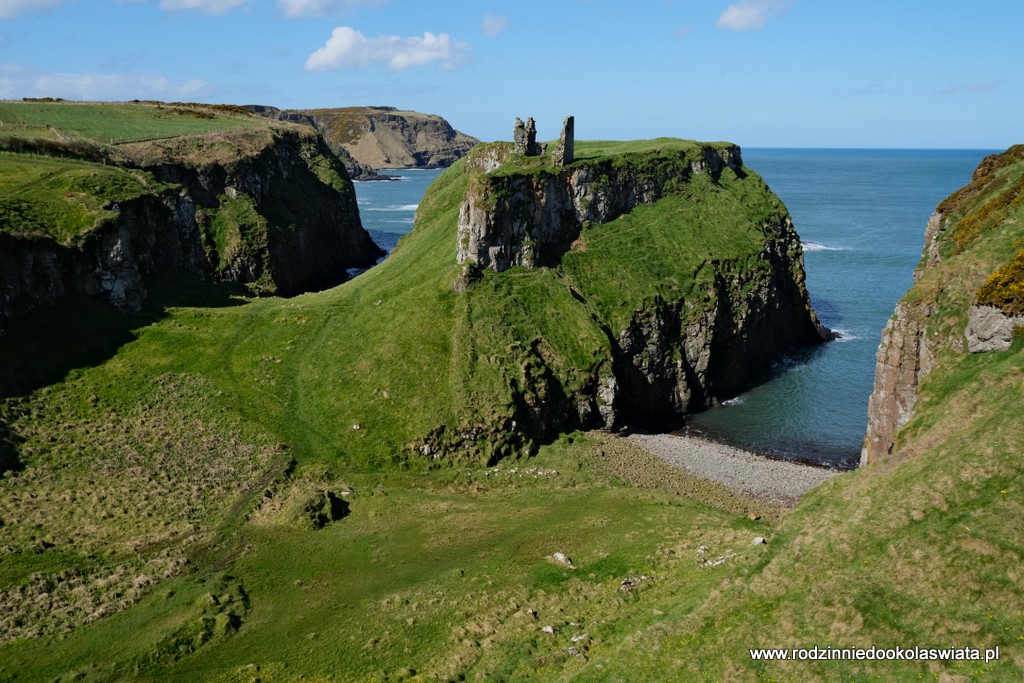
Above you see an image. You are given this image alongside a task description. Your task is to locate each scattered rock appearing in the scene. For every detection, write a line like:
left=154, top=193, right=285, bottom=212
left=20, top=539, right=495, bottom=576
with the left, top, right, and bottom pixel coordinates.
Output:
left=701, top=551, right=737, bottom=568
left=552, top=552, right=575, bottom=569
left=752, top=536, right=767, bottom=545
left=541, top=625, right=555, bottom=635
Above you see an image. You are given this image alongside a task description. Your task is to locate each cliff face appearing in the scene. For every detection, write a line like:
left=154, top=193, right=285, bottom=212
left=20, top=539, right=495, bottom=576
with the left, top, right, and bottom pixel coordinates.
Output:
left=125, top=128, right=382, bottom=296
left=301, top=106, right=478, bottom=169
left=862, top=146, right=1024, bottom=464
left=0, top=127, right=381, bottom=332
left=426, top=141, right=829, bottom=460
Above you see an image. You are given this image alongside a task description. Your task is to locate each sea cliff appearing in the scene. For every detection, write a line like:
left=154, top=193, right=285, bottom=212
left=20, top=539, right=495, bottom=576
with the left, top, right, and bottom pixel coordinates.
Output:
left=862, top=145, right=1024, bottom=462
left=0, top=123, right=381, bottom=333
left=419, top=139, right=830, bottom=461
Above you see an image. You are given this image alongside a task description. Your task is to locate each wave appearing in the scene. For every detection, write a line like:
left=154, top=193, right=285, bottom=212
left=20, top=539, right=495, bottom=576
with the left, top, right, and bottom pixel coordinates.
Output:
left=831, top=328, right=859, bottom=342
left=364, top=204, right=419, bottom=212
left=802, top=241, right=845, bottom=252
left=721, top=396, right=745, bottom=406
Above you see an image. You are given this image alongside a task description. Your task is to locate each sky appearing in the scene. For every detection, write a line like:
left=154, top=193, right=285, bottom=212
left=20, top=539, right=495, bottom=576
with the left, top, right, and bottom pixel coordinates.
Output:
left=0, top=0, right=1020, bottom=148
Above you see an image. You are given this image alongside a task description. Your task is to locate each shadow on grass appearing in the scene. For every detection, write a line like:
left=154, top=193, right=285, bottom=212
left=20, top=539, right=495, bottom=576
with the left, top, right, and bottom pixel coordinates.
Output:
left=0, top=418, right=22, bottom=473
left=0, top=267, right=251, bottom=399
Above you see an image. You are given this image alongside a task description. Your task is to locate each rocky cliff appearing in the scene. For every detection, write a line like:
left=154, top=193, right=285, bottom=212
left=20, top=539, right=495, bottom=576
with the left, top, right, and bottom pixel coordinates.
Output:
left=420, top=140, right=830, bottom=461
left=862, top=145, right=1024, bottom=463
left=298, top=106, right=478, bottom=170
left=0, top=125, right=381, bottom=333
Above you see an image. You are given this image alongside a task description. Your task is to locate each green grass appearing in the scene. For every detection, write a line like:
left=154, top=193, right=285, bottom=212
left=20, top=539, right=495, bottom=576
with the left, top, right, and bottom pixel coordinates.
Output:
left=0, top=152, right=167, bottom=242
left=1, top=140, right=1022, bottom=680
left=0, top=434, right=775, bottom=682
left=0, top=101, right=261, bottom=145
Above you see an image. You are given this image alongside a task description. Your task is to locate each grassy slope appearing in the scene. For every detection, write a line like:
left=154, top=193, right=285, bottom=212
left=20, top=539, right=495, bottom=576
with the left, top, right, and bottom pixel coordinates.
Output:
left=4, top=139, right=1020, bottom=680
left=0, top=138, right=801, bottom=680
left=0, top=152, right=168, bottom=243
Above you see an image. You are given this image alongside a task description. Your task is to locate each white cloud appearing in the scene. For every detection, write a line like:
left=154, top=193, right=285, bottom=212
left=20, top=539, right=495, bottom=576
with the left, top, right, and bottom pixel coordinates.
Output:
left=158, top=0, right=250, bottom=14
left=482, top=12, right=507, bottom=37
left=0, top=0, right=60, bottom=20
left=0, top=64, right=212, bottom=100
left=716, top=0, right=788, bottom=31
left=278, top=0, right=387, bottom=18
left=304, top=26, right=469, bottom=72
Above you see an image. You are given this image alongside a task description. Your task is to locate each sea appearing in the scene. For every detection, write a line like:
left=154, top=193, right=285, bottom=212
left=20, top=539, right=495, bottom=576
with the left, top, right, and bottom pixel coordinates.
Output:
left=353, top=149, right=994, bottom=469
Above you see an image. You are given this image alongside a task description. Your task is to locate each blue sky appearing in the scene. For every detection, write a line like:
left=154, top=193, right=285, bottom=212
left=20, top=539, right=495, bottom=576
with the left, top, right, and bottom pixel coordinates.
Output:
left=0, top=0, right=1019, bottom=148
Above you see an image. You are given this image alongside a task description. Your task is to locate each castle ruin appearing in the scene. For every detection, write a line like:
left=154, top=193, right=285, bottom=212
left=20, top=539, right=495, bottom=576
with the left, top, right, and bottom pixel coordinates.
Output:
left=513, top=115, right=574, bottom=166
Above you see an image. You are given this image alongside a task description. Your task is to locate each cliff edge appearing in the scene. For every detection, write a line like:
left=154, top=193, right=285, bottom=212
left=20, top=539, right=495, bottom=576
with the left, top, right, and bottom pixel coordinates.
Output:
left=862, top=145, right=1024, bottom=463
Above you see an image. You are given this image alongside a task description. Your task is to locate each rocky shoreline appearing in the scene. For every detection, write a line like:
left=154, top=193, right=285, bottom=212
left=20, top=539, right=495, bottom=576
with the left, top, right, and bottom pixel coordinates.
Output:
left=625, top=431, right=840, bottom=505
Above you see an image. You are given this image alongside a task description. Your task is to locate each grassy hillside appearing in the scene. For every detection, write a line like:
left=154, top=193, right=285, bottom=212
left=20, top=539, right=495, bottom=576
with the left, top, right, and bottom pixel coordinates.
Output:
left=0, top=152, right=170, bottom=243
left=1, top=140, right=1020, bottom=680
left=631, top=147, right=1024, bottom=680
left=0, top=137, right=804, bottom=680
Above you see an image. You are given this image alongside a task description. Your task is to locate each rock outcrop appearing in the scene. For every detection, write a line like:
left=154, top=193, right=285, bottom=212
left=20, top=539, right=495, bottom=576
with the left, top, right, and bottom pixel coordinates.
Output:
left=861, top=299, right=934, bottom=462
left=0, top=126, right=381, bottom=333
left=965, top=304, right=1024, bottom=353
left=552, top=116, right=575, bottom=167
left=0, top=190, right=204, bottom=329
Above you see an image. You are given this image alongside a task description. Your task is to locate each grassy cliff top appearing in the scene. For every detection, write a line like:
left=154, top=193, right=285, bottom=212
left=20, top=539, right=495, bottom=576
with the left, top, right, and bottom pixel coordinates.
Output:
left=0, top=102, right=320, bottom=243
left=466, top=138, right=739, bottom=176
left=0, top=100, right=265, bottom=145
left=0, top=152, right=170, bottom=244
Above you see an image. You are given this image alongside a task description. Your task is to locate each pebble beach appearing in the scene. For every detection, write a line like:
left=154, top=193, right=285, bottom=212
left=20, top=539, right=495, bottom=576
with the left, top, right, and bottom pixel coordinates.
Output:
left=626, top=431, right=841, bottom=505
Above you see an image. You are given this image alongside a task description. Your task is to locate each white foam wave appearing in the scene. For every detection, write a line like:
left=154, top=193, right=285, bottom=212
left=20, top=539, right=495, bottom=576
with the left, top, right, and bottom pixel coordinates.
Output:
left=831, top=328, right=859, bottom=342
left=802, top=241, right=844, bottom=252
left=722, top=396, right=745, bottom=406
left=364, top=204, right=419, bottom=212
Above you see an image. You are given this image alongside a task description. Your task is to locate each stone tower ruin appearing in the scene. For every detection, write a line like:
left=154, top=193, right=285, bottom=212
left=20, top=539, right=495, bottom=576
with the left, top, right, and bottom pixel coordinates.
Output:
left=513, top=116, right=574, bottom=165
left=552, top=116, right=574, bottom=166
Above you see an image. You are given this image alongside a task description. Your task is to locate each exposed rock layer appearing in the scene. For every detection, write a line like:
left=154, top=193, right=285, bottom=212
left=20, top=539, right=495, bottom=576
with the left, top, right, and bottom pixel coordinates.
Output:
left=0, top=127, right=381, bottom=333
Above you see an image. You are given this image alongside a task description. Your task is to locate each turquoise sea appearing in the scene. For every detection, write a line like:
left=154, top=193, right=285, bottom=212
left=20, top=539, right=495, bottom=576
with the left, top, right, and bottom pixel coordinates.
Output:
left=354, top=150, right=993, bottom=469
